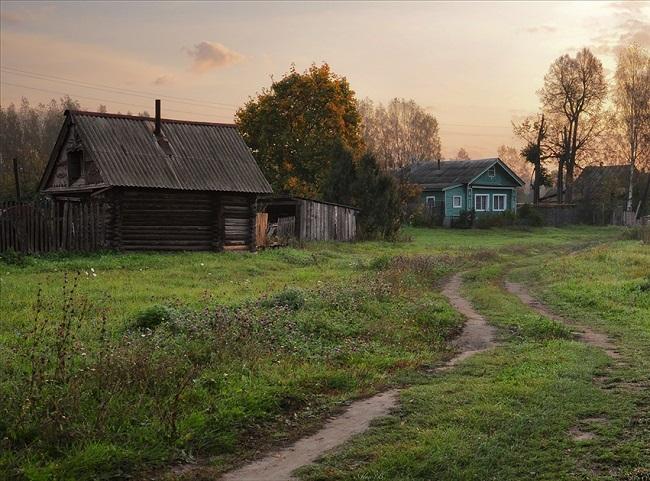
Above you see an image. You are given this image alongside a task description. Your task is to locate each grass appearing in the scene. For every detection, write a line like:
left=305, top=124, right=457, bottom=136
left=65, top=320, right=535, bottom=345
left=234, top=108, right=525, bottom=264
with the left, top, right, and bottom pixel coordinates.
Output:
left=297, top=237, right=649, bottom=481
left=0, top=225, right=633, bottom=480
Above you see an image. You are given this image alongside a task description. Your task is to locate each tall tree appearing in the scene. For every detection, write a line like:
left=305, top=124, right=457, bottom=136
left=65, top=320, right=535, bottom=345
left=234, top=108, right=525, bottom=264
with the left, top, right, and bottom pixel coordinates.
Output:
left=358, top=98, right=441, bottom=170
left=235, top=63, right=363, bottom=197
left=0, top=96, right=80, bottom=199
left=614, top=44, right=650, bottom=214
left=513, top=114, right=551, bottom=204
left=539, top=48, right=607, bottom=203
left=455, top=148, right=470, bottom=160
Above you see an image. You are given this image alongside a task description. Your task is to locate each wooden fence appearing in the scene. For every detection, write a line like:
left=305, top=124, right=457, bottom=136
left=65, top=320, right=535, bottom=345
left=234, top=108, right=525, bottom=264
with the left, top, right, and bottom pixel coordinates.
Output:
left=0, top=200, right=107, bottom=254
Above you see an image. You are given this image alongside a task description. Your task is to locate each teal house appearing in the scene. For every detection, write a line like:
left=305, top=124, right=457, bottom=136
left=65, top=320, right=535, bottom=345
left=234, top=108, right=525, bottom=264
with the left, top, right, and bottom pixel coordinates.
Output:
left=405, top=158, right=525, bottom=225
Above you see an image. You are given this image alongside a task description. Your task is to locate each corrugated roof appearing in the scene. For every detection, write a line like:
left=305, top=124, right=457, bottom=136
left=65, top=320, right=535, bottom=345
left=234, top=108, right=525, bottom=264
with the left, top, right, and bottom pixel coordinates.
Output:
left=64, top=110, right=272, bottom=193
left=403, top=158, right=499, bottom=190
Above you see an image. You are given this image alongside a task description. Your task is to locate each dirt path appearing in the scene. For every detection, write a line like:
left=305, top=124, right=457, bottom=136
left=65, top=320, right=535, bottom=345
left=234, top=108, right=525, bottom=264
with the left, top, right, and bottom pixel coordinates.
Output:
left=218, top=273, right=495, bottom=481
left=504, top=281, right=620, bottom=359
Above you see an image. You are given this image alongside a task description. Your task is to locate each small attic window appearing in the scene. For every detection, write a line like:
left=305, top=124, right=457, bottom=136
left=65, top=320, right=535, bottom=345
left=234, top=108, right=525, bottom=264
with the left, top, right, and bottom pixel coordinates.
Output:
left=68, top=150, right=83, bottom=185
left=487, top=166, right=496, bottom=178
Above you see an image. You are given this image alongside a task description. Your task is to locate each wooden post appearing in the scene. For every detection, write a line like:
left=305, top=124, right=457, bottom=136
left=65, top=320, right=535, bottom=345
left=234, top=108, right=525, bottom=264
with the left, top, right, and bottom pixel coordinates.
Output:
left=13, top=158, right=21, bottom=202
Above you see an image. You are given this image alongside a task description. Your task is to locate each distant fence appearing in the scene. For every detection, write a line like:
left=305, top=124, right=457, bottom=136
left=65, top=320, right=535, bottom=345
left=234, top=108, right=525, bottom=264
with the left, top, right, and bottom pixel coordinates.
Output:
left=531, top=204, right=579, bottom=227
left=0, top=200, right=108, bottom=254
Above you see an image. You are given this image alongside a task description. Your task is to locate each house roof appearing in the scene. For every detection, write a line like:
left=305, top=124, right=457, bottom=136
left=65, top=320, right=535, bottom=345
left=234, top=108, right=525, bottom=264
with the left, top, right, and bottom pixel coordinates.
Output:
left=402, top=158, right=524, bottom=190
left=540, top=164, right=634, bottom=201
left=40, top=110, right=273, bottom=194
left=575, top=164, right=631, bottom=189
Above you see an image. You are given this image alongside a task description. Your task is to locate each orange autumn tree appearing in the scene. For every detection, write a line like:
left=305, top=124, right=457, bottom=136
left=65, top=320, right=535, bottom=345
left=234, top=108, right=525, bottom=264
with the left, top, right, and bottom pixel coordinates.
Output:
left=235, top=63, right=363, bottom=197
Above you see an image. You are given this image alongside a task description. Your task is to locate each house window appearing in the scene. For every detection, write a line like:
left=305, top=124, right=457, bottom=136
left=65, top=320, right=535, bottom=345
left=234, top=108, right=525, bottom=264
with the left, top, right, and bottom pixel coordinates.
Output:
left=425, top=196, right=436, bottom=210
left=68, top=150, right=83, bottom=185
left=493, top=194, right=507, bottom=211
left=487, top=166, right=496, bottom=178
left=452, top=195, right=462, bottom=208
left=474, top=194, right=489, bottom=211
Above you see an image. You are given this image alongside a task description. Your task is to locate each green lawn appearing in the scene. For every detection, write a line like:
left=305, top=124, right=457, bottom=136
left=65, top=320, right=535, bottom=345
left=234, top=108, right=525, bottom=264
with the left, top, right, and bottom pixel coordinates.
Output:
left=0, top=226, right=638, bottom=481
left=297, top=236, right=649, bottom=481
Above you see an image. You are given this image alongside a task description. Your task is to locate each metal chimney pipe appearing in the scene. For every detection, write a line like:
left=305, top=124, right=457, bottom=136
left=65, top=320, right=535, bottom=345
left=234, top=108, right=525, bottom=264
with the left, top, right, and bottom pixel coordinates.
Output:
left=437, top=158, right=441, bottom=170
left=154, top=99, right=161, bottom=136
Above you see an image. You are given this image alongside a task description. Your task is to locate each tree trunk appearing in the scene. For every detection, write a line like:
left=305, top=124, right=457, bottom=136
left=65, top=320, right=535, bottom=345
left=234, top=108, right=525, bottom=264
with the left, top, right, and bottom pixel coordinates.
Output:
left=626, top=140, right=636, bottom=212
left=636, top=171, right=650, bottom=219
left=533, top=163, right=541, bottom=205
left=557, top=158, right=564, bottom=204
left=565, top=162, right=575, bottom=204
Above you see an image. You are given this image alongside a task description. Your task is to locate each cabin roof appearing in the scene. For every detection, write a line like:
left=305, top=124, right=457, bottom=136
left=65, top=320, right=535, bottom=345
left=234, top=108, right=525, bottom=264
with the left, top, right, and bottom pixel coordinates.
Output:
left=40, top=110, right=273, bottom=194
left=402, top=158, right=524, bottom=190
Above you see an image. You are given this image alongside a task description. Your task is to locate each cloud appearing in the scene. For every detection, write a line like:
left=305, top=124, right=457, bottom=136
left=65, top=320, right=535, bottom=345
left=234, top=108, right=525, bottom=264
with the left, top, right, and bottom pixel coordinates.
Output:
left=591, top=5, right=650, bottom=56
left=184, top=41, right=244, bottom=74
left=523, top=25, right=557, bottom=34
left=0, top=11, right=23, bottom=25
left=152, top=75, right=174, bottom=86
left=608, top=1, right=647, bottom=16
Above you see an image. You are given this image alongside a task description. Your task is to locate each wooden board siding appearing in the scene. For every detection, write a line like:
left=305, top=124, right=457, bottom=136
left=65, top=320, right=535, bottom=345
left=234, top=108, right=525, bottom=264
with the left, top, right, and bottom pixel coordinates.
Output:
left=297, top=199, right=357, bottom=242
left=117, top=189, right=216, bottom=251
left=221, top=193, right=255, bottom=251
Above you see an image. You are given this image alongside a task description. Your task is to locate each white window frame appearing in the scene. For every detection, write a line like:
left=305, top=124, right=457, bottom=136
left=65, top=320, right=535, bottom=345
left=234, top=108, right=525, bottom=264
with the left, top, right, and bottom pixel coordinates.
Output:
left=487, top=166, right=496, bottom=178
left=493, top=194, right=507, bottom=212
left=452, top=195, right=462, bottom=208
left=474, top=194, right=489, bottom=212
left=425, top=196, right=436, bottom=209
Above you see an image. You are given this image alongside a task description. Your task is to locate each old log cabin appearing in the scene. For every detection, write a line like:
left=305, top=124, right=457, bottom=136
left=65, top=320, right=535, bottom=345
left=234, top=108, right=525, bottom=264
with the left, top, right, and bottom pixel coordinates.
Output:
left=39, top=102, right=272, bottom=251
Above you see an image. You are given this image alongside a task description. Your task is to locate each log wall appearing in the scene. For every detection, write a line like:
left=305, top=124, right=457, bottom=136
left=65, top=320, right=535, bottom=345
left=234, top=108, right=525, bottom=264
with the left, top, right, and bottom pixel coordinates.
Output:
left=112, top=189, right=255, bottom=251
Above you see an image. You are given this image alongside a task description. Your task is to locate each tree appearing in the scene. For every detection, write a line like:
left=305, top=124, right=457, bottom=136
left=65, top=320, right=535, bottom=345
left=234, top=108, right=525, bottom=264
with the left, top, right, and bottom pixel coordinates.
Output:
left=539, top=48, right=607, bottom=203
left=235, top=63, right=363, bottom=197
left=358, top=98, right=441, bottom=170
left=0, top=96, right=80, bottom=199
left=513, top=115, right=551, bottom=204
left=613, top=44, right=650, bottom=214
left=456, top=148, right=470, bottom=160
left=322, top=141, right=356, bottom=206
left=353, top=153, right=401, bottom=238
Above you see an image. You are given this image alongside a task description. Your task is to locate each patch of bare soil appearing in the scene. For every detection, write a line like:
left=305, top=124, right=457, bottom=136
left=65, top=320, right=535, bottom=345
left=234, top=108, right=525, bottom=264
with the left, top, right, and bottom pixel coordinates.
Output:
left=214, top=273, right=496, bottom=481
left=504, top=281, right=621, bottom=359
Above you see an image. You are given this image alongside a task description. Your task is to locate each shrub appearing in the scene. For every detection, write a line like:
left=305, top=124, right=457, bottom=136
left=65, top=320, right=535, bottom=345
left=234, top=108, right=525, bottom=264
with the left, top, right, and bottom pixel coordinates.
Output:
left=262, top=287, right=306, bottom=310
left=517, top=203, right=544, bottom=227
left=130, top=305, right=176, bottom=330
left=451, top=210, right=475, bottom=229
left=0, top=249, right=29, bottom=266
left=475, top=211, right=517, bottom=229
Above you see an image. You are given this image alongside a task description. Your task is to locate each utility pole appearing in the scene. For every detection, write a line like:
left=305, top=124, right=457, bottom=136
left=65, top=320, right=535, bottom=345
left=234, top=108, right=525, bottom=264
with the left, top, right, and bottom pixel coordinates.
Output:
left=13, top=157, right=22, bottom=202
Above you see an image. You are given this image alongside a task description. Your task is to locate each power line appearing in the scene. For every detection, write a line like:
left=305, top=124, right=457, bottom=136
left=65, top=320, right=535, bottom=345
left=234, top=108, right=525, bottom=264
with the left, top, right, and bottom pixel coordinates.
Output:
left=0, top=81, right=234, bottom=122
left=0, top=65, right=239, bottom=110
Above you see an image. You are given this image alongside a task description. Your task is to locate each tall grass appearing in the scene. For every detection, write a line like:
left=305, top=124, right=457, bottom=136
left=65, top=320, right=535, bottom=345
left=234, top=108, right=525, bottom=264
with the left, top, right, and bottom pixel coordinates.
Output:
left=1, top=253, right=465, bottom=480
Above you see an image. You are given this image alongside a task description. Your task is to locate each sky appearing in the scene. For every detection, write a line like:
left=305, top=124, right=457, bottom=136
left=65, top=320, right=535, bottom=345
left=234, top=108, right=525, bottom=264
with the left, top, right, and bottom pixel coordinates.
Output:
left=1, top=1, right=649, bottom=159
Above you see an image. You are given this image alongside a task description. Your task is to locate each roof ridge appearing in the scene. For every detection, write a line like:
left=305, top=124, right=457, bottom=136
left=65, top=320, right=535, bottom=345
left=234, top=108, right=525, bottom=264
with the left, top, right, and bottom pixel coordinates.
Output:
left=66, top=110, right=237, bottom=128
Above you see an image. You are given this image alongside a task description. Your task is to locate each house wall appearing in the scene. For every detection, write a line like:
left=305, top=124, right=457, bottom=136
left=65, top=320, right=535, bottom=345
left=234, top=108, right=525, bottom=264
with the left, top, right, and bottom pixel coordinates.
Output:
left=88, top=188, right=256, bottom=251
left=44, top=125, right=104, bottom=191
left=469, top=187, right=517, bottom=216
left=444, top=186, right=467, bottom=218
left=473, top=163, right=520, bottom=187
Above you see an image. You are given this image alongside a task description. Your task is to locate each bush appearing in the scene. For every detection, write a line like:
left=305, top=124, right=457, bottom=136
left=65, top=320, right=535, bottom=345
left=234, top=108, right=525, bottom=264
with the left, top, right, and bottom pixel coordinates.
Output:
left=451, top=210, right=475, bottom=229
left=517, top=203, right=544, bottom=227
left=262, top=287, right=306, bottom=310
left=475, top=211, right=516, bottom=229
left=130, top=305, right=176, bottom=330
left=0, top=249, right=29, bottom=266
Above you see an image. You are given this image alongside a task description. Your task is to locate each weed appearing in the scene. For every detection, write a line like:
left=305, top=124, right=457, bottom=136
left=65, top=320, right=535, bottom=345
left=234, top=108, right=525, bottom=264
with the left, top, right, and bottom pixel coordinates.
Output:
left=130, top=304, right=177, bottom=330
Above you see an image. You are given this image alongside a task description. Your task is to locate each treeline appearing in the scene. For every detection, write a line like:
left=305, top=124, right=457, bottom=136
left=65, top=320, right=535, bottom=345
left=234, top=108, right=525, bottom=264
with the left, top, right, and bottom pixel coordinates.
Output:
left=0, top=97, right=81, bottom=199
left=514, top=45, right=650, bottom=213
left=235, top=63, right=440, bottom=238
left=0, top=99, right=148, bottom=201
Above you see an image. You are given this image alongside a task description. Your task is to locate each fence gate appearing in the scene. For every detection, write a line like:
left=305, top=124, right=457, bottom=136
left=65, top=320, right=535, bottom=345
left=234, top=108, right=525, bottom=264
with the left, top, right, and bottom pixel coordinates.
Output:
left=0, top=199, right=107, bottom=254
